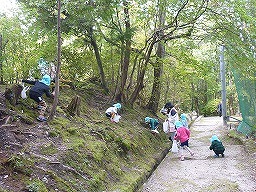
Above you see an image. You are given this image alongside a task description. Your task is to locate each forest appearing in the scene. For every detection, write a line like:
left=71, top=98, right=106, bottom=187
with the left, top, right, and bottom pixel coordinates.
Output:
left=0, top=0, right=254, bottom=116
left=0, top=0, right=255, bottom=191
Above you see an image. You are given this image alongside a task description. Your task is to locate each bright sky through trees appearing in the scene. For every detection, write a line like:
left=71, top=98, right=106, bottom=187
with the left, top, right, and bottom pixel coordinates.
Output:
left=0, top=0, right=18, bottom=16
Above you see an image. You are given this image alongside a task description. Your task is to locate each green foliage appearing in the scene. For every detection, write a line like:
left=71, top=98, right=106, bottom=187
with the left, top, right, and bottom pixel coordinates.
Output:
left=26, top=179, right=48, bottom=192
left=67, top=127, right=78, bottom=135
left=40, top=143, right=58, bottom=155
left=201, top=99, right=220, bottom=116
left=49, top=117, right=71, bottom=130
left=7, top=155, right=33, bottom=176
left=48, top=130, right=59, bottom=137
left=88, top=174, right=105, bottom=191
left=115, top=137, right=131, bottom=154
left=1, top=0, right=255, bottom=190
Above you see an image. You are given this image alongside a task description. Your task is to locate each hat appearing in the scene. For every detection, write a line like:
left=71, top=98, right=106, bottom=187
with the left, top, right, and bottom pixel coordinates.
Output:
left=145, top=117, right=150, bottom=123
left=113, top=103, right=121, bottom=109
left=180, top=113, right=186, bottom=120
left=39, top=75, right=51, bottom=86
left=164, top=102, right=174, bottom=109
left=210, top=135, right=220, bottom=143
left=174, top=121, right=183, bottom=128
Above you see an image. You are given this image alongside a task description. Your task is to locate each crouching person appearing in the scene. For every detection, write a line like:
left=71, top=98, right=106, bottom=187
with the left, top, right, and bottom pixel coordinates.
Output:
left=105, top=103, right=122, bottom=122
left=144, top=117, right=159, bottom=134
left=22, top=75, right=54, bottom=122
left=209, top=135, right=225, bottom=158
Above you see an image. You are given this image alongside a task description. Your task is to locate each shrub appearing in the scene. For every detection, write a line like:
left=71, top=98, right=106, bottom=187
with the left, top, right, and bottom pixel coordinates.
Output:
left=202, top=99, right=220, bottom=116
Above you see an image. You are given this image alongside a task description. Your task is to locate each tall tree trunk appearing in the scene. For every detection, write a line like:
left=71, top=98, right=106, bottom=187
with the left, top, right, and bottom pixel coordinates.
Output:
left=89, top=27, right=109, bottom=94
left=128, top=40, right=156, bottom=106
left=146, top=0, right=166, bottom=113
left=49, top=0, right=61, bottom=121
left=0, top=34, right=3, bottom=84
left=146, top=46, right=164, bottom=113
left=163, top=73, right=170, bottom=104
left=115, top=0, right=131, bottom=102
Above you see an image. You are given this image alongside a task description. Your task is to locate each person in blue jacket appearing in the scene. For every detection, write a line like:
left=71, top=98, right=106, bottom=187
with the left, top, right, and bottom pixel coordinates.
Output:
left=22, top=74, right=54, bottom=122
left=145, top=117, right=159, bottom=134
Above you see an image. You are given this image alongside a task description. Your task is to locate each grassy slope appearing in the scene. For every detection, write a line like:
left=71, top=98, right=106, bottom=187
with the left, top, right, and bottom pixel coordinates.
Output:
left=0, top=81, right=169, bottom=192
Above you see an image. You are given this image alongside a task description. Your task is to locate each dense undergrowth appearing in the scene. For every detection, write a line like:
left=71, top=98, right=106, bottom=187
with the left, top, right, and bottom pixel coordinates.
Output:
left=0, top=81, right=169, bottom=192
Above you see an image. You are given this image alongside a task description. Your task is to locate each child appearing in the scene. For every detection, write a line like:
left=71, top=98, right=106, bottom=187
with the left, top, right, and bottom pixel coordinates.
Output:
left=174, top=121, right=194, bottom=161
left=209, top=135, right=225, bottom=158
left=144, top=117, right=159, bottom=134
left=105, top=103, right=121, bottom=122
left=180, top=113, right=188, bottom=128
left=22, top=74, right=53, bottom=122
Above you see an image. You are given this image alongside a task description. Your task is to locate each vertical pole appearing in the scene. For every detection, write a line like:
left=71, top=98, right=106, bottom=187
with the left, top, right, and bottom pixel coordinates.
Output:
left=220, top=45, right=227, bottom=126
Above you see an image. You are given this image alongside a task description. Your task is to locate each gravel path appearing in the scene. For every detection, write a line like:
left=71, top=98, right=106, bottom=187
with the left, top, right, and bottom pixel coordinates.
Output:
left=140, top=116, right=256, bottom=192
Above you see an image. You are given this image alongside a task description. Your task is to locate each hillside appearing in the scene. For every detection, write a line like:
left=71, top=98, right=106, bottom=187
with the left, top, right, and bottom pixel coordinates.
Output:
left=0, top=80, right=169, bottom=192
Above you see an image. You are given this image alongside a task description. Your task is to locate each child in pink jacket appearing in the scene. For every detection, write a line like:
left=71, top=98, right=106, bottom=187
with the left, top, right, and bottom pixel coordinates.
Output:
left=174, top=121, right=194, bottom=161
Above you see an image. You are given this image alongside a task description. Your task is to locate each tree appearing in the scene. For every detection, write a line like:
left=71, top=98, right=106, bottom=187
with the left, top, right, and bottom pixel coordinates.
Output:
left=18, top=0, right=109, bottom=93
left=115, top=0, right=132, bottom=102
left=128, top=0, right=209, bottom=106
left=49, top=0, right=62, bottom=121
left=146, top=0, right=166, bottom=113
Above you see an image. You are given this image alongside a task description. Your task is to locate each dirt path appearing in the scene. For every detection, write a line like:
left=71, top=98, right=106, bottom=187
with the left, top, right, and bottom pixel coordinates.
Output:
left=139, top=116, right=256, bottom=192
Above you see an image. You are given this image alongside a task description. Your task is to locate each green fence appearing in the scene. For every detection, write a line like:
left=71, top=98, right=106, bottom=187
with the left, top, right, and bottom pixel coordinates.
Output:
left=233, top=71, right=256, bottom=135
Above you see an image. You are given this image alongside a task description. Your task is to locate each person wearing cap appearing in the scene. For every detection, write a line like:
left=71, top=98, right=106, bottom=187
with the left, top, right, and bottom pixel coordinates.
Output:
left=105, top=103, right=121, bottom=122
left=180, top=113, right=188, bottom=128
left=174, top=120, right=194, bottom=161
left=209, top=135, right=225, bottom=158
left=22, top=74, right=54, bottom=122
left=144, top=117, right=159, bottom=134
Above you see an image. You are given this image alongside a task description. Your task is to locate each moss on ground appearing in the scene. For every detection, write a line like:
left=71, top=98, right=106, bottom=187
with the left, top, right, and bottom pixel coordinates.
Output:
left=0, top=82, right=170, bottom=191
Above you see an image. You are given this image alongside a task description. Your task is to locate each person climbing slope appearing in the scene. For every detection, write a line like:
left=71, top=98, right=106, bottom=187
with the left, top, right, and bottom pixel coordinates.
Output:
left=105, top=103, right=122, bottom=122
left=144, top=117, right=159, bottom=134
left=22, top=74, right=54, bottom=122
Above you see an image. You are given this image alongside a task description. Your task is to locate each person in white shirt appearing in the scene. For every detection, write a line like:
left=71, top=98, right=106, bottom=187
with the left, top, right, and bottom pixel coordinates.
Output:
left=105, top=103, right=121, bottom=122
left=160, top=102, right=179, bottom=141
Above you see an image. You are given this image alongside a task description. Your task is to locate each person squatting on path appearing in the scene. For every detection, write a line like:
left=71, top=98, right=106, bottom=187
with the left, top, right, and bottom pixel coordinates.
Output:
left=160, top=102, right=179, bottom=141
left=174, top=121, right=194, bottom=161
left=105, top=103, right=121, bottom=122
left=144, top=117, right=159, bottom=134
left=209, top=135, right=225, bottom=158
left=22, top=75, right=54, bottom=122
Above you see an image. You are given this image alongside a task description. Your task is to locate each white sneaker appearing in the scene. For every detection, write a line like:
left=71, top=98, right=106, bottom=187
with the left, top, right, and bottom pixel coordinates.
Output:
left=151, top=129, right=159, bottom=134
